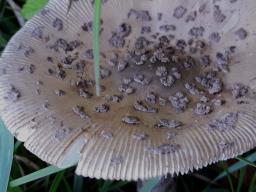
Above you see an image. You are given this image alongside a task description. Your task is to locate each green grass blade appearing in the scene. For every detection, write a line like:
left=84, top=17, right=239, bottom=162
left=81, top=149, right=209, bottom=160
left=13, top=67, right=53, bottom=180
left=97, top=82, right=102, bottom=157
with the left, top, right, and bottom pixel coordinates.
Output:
left=216, top=152, right=256, bottom=181
left=236, top=168, right=246, bottom=192
left=13, top=141, right=22, bottom=153
left=63, top=178, right=73, bottom=192
left=235, top=156, right=256, bottom=168
left=73, top=175, right=83, bottom=192
left=249, top=173, right=256, bottom=192
left=8, top=183, right=23, bottom=192
left=203, top=152, right=256, bottom=192
left=0, top=120, right=14, bottom=192
left=0, top=0, right=7, bottom=18
left=44, top=176, right=50, bottom=191
left=99, top=181, right=114, bottom=192
left=0, top=34, right=7, bottom=47
left=9, top=165, right=69, bottom=187
left=49, top=170, right=65, bottom=192
left=223, top=166, right=234, bottom=192
left=92, top=0, right=102, bottom=96
left=139, top=177, right=161, bottom=192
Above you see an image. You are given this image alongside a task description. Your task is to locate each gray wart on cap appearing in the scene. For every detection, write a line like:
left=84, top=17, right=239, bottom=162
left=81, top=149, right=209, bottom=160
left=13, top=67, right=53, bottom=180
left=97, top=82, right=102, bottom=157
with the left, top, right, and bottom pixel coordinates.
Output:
left=0, top=0, right=256, bottom=180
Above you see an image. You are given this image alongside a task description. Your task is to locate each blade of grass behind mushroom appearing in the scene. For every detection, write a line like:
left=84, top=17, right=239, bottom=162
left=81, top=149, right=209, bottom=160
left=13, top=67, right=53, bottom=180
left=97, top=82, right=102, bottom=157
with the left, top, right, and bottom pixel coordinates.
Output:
left=236, top=168, right=246, bottom=192
left=49, top=170, right=66, bottom=192
left=0, top=34, right=7, bottom=49
left=249, top=173, right=256, bottom=192
left=14, top=141, right=22, bottom=153
left=6, top=0, right=25, bottom=26
left=92, top=0, right=102, bottom=96
left=63, top=177, right=73, bottom=192
left=0, top=8, right=19, bottom=54
left=0, top=120, right=14, bottom=192
left=9, top=165, right=72, bottom=188
left=203, top=151, right=256, bottom=191
left=235, top=156, right=256, bottom=169
left=73, top=175, right=83, bottom=192
left=99, top=180, right=114, bottom=192
left=221, top=163, right=235, bottom=192
left=215, top=153, right=256, bottom=181
left=8, top=177, right=23, bottom=192
left=0, top=0, right=7, bottom=17
left=139, top=177, right=161, bottom=192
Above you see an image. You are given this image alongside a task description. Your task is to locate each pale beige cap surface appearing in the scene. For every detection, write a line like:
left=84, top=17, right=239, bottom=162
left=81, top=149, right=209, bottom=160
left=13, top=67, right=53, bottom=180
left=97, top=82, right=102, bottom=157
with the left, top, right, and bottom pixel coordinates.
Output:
left=0, top=0, right=256, bottom=180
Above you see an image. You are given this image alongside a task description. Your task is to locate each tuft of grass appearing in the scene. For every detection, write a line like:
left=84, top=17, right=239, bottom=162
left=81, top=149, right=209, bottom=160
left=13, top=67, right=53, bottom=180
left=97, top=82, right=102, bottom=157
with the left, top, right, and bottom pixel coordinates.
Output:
left=92, top=0, right=102, bottom=96
left=0, top=120, right=14, bottom=192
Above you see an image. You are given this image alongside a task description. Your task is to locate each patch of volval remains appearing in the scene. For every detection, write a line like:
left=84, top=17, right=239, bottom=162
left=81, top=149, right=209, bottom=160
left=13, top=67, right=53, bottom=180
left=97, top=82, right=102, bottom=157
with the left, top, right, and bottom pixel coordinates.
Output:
left=0, top=0, right=256, bottom=180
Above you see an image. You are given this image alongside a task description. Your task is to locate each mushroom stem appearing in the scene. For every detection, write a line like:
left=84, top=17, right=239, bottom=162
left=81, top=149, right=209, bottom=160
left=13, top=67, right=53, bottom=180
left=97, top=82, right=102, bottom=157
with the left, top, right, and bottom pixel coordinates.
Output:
left=93, top=0, right=102, bottom=96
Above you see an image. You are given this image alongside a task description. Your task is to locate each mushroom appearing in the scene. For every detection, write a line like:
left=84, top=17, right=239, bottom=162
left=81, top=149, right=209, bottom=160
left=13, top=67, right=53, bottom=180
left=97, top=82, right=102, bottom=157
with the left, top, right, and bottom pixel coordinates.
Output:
left=0, top=0, right=256, bottom=180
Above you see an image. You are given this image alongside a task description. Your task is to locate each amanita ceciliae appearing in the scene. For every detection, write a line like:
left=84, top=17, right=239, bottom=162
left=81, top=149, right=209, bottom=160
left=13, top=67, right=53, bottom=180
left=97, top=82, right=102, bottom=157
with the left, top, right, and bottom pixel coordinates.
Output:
left=0, top=0, right=256, bottom=180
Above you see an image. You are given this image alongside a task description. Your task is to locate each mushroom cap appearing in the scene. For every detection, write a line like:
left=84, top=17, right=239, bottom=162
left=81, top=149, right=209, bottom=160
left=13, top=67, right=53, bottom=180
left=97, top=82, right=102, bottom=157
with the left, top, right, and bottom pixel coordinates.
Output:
left=1, top=0, right=256, bottom=180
